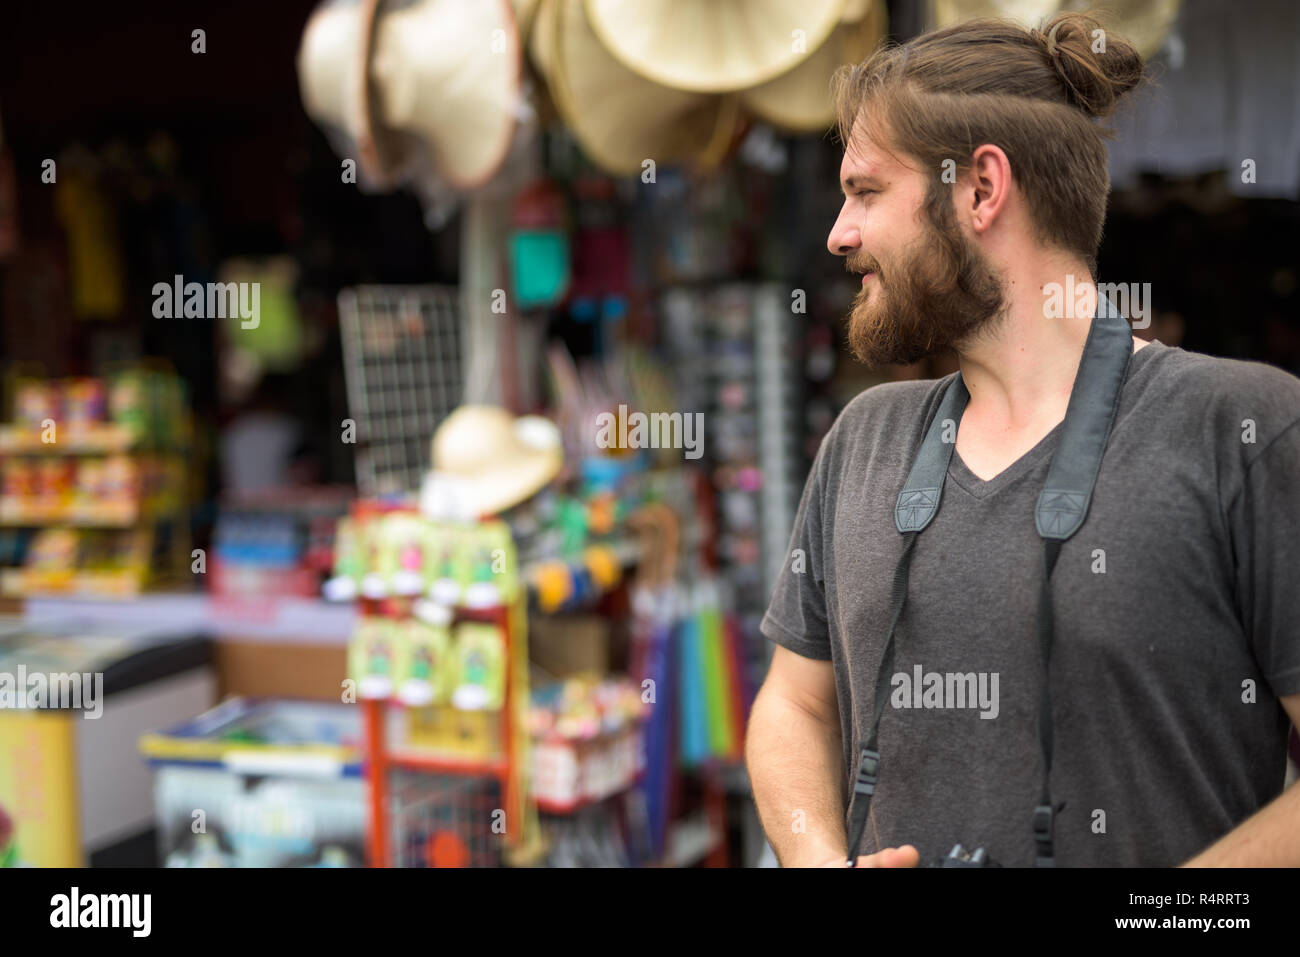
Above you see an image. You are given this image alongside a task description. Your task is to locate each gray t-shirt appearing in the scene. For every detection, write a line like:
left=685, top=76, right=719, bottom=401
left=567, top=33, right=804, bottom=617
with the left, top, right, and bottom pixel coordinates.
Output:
left=760, top=339, right=1300, bottom=866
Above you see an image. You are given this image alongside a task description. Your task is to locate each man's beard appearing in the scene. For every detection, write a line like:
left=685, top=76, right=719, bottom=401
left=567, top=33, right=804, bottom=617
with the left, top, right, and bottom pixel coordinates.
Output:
left=846, top=199, right=1007, bottom=368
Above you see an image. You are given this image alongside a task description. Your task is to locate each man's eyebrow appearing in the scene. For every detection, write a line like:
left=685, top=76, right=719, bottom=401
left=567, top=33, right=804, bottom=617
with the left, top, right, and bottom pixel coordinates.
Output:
left=841, top=173, right=883, bottom=195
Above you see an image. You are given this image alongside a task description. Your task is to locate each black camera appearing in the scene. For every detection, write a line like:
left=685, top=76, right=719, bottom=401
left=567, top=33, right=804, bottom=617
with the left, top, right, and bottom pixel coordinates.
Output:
left=928, top=844, right=1000, bottom=867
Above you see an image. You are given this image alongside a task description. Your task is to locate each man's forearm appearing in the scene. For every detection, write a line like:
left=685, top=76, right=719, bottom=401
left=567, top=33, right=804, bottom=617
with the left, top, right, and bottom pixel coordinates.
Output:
left=1181, top=780, right=1300, bottom=866
left=746, top=686, right=846, bottom=865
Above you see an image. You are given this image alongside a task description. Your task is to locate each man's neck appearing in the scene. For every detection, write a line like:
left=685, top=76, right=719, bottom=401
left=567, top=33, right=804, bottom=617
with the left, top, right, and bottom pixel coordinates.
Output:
left=955, top=258, right=1099, bottom=434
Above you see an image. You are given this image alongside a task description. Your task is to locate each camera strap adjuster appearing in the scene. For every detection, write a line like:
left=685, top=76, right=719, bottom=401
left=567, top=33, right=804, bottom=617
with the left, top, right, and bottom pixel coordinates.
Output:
left=844, top=746, right=881, bottom=866
left=1033, top=803, right=1056, bottom=867
left=853, top=747, right=880, bottom=797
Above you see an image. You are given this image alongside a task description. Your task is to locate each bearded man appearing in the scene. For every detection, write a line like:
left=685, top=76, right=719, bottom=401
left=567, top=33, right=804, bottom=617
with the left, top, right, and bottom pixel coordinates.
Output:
left=746, top=12, right=1300, bottom=868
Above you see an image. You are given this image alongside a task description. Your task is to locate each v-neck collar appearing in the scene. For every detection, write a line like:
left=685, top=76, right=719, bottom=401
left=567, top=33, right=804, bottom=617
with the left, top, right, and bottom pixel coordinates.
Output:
left=947, top=419, right=1063, bottom=499
left=945, top=338, right=1167, bottom=500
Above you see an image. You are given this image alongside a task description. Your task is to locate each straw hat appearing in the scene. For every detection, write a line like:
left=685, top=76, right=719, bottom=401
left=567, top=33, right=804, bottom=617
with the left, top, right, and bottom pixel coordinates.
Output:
left=583, top=0, right=848, bottom=93
left=932, top=0, right=1057, bottom=29
left=550, top=0, right=742, bottom=175
left=512, top=0, right=542, bottom=40
left=933, top=0, right=1180, bottom=59
left=741, top=0, right=887, bottom=133
left=1062, top=0, right=1181, bottom=59
left=367, top=0, right=521, bottom=189
left=529, top=0, right=558, bottom=80
left=297, top=0, right=387, bottom=182
left=421, top=406, right=563, bottom=520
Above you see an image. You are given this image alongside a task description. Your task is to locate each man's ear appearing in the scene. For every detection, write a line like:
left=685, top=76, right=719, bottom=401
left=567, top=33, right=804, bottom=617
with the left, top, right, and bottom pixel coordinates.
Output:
left=967, top=144, right=1012, bottom=235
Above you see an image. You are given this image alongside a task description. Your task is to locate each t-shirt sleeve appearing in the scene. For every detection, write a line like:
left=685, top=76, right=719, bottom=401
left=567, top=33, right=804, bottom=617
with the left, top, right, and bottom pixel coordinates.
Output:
left=1227, top=417, right=1300, bottom=697
left=760, top=430, right=833, bottom=661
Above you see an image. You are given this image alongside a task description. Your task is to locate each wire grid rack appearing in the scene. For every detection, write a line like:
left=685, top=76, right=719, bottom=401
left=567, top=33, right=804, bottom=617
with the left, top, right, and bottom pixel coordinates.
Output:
left=388, top=769, right=504, bottom=868
left=338, top=286, right=465, bottom=497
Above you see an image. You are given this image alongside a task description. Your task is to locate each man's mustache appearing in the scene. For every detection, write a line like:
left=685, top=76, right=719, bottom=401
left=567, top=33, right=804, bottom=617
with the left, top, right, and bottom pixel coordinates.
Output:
left=846, top=254, right=882, bottom=276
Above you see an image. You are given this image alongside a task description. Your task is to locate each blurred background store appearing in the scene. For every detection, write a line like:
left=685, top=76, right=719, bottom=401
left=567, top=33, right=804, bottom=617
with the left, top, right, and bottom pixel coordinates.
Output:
left=0, top=0, right=1296, bottom=868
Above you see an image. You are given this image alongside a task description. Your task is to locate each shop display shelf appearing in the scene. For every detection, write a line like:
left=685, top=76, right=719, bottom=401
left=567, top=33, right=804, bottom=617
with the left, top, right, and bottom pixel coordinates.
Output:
left=382, top=749, right=508, bottom=777
left=0, top=498, right=142, bottom=527
left=0, top=423, right=137, bottom=455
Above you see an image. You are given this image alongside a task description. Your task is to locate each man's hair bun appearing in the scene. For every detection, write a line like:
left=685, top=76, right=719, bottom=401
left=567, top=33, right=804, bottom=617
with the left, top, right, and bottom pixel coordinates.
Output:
left=1034, top=12, right=1144, bottom=119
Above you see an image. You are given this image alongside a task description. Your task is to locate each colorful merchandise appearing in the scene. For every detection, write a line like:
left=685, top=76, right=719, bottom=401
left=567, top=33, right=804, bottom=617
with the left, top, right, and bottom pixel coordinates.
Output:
left=528, top=678, right=646, bottom=810
left=460, top=520, right=517, bottom=608
left=350, top=616, right=396, bottom=700
left=141, top=699, right=364, bottom=868
left=451, top=622, right=506, bottom=711
left=0, top=802, right=18, bottom=867
left=13, top=380, right=59, bottom=427
left=382, top=513, right=432, bottom=596
left=25, top=529, right=80, bottom=571
left=428, top=523, right=464, bottom=605
left=396, top=615, right=453, bottom=708
left=63, top=378, right=107, bottom=424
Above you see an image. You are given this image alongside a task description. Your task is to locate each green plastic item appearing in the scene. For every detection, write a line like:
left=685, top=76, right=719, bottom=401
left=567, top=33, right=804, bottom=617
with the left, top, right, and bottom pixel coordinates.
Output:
left=510, top=230, right=570, bottom=310
left=451, top=622, right=506, bottom=711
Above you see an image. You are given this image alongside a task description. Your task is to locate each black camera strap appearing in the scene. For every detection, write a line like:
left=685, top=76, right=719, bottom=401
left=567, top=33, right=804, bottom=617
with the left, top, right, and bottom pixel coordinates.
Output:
left=844, top=295, right=1134, bottom=867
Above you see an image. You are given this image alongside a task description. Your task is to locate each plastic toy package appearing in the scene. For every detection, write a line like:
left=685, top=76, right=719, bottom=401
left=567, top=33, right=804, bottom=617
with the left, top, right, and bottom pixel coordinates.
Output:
left=326, top=509, right=520, bottom=609
left=395, top=616, right=453, bottom=708
left=347, top=612, right=507, bottom=713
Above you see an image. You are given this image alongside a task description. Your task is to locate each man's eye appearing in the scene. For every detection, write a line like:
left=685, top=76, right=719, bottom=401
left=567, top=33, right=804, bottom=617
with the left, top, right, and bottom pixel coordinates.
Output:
left=857, top=189, right=876, bottom=198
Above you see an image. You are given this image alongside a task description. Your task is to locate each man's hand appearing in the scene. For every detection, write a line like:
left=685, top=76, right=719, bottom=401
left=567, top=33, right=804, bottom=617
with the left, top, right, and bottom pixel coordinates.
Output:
left=1179, top=693, right=1300, bottom=867
left=788, top=844, right=922, bottom=867
left=850, top=845, right=921, bottom=868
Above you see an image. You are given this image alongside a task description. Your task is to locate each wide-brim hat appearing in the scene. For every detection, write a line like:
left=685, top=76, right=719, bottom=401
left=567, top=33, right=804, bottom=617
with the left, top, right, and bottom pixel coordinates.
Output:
left=1071, top=0, right=1181, bottom=60
left=368, top=0, right=521, bottom=189
left=932, top=0, right=1057, bottom=29
left=297, top=0, right=387, bottom=182
left=583, top=0, right=848, bottom=93
left=741, top=0, right=887, bottom=133
left=422, top=406, right=563, bottom=520
left=550, top=0, right=741, bottom=176
left=529, top=0, right=558, bottom=81
left=933, top=1, right=1181, bottom=60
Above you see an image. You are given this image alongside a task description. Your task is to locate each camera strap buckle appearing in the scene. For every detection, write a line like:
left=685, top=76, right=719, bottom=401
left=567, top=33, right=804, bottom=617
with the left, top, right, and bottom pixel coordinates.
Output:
left=1033, top=803, right=1056, bottom=867
left=843, top=746, right=881, bottom=866
left=853, top=747, right=880, bottom=797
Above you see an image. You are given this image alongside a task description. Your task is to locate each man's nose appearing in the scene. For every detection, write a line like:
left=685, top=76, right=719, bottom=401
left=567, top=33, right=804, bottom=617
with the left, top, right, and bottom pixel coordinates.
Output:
left=827, top=209, right=860, bottom=256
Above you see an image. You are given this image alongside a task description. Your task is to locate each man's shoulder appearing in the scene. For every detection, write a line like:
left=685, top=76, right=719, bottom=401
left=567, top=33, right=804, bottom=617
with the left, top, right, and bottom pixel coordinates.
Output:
left=1142, top=345, right=1300, bottom=432
left=831, top=376, right=952, bottom=442
left=811, top=376, right=953, bottom=481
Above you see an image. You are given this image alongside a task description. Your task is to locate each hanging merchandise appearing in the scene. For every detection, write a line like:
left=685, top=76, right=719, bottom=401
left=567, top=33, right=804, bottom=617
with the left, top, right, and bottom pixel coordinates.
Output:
left=629, top=585, right=676, bottom=861
left=53, top=147, right=126, bottom=320
left=366, top=0, right=520, bottom=189
left=527, top=0, right=557, bottom=81
left=931, top=0, right=1181, bottom=59
left=510, top=178, right=571, bottom=310
left=296, top=0, right=399, bottom=189
left=333, top=502, right=540, bottom=864
left=298, top=0, right=524, bottom=223
left=511, top=0, right=542, bottom=39
left=350, top=614, right=397, bottom=699
left=452, top=621, right=508, bottom=711
left=583, top=0, right=846, bottom=93
left=677, top=597, right=708, bottom=767
left=217, top=257, right=304, bottom=372
left=546, top=0, right=743, bottom=176
left=740, top=0, right=888, bottom=133
left=420, top=405, right=563, bottom=522
left=397, top=613, right=455, bottom=707
left=675, top=579, right=751, bottom=768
